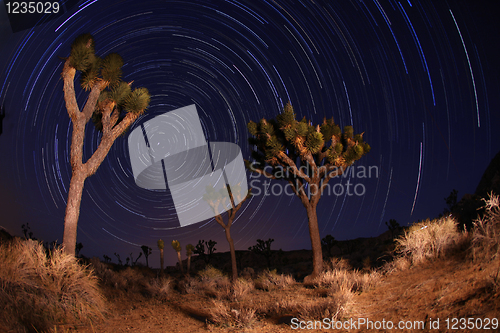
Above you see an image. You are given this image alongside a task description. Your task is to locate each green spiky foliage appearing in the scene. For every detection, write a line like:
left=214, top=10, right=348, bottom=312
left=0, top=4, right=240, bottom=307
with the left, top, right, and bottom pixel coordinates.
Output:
left=68, top=34, right=150, bottom=132
left=247, top=102, right=370, bottom=171
left=172, top=240, right=184, bottom=273
left=246, top=102, right=370, bottom=280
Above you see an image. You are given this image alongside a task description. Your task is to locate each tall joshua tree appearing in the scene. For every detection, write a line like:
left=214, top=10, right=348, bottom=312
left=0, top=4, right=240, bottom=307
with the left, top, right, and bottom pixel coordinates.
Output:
left=141, top=245, right=152, bottom=268
left=157, top=239, right=165, bottom=273
left=172, top=240, right=184, bottom=273
left=203, top=183, right=251, bottom=281
left=186, top=243, right=194, bottom=275
left=61, top=34, right=150, bottom=255
left=246, top=102, right=370, bottom=280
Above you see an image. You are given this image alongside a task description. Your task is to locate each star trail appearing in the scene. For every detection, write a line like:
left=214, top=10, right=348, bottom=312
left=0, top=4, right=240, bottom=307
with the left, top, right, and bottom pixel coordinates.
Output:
left=0, top=0, right=498, bottom=267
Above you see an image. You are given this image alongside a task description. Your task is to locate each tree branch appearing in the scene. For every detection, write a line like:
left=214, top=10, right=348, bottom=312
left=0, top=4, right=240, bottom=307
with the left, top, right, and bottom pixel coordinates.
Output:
left=82, top=80, right=107, bottom=123
left=61, top=60, right=80, bottom=122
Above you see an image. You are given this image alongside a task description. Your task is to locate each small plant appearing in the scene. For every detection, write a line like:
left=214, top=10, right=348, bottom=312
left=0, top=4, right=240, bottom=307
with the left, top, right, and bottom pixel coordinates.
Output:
left=186, top=243, right=194, bottom=275
left=157, top=239, right=165, bottom=273
left=172, top=240, right=184, bottom=273
left=141, top=245, right=152, bottom=267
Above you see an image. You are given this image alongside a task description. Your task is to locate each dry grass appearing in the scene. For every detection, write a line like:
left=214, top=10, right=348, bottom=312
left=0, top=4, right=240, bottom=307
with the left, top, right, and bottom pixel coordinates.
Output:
left=0, top=239, right=106, bottom=332
left=394, top=215, right=467, bottom=266
left=208, top=300, right=257, bottom=328
left=254, top=269, right=295, bottom=291
left=472, top=193, right=500, bottom=261
left=313, top=258, right=380, bottom=294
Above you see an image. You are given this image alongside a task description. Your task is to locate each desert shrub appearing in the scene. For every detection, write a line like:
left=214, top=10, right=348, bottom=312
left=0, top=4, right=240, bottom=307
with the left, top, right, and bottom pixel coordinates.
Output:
left=472, top=193, right=500, bottom=261
left=179, top=266, right=232, bottom=299
left=147, top=276, right=172, bottom=301
left=272, top=295, right=352, bottom=321
left=208, top=300, right=256, bottom=328
left=255, top=269, right=295, bottom=290
left=0, top=239, right=105, bottom=332
left=395, top=215, right=465, bottom=265
left=312, top=260, right=379, bottom=293
left=230, top=278, right=254, bottom=301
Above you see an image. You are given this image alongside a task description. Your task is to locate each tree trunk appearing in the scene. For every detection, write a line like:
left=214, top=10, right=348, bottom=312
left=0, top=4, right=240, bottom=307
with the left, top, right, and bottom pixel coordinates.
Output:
left=187, top=255, right=191, bottom=275
left=62, top=169, right=87, bottom=255
left=160, top=248, right=164, bottom=273
left=177, top=251, right=184, bottom=273
left=224, top=226, right=238, bottom=281
left=303, top=205, right=323, bottom=283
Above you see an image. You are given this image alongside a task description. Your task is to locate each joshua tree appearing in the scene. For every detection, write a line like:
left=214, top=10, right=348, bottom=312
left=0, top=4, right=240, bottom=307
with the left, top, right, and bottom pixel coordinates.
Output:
left=385, top=219, right=401, bottom=239
left=141, top=245, right=152, bottom=268
left=194, top=240, right=207, bottom=263
left=157, top=239, right=165, bottom=273
left=60, top=33, right=150, bottom=255
left=186, top=244, right=195, bottom=275
left=246, top=102, right=370, bottom=280
left=129, top=252, right=142, bottom=266
left=103, top=254, right=111, bottom=263
left=249, top=238, right=274, bottom=269
left=321, top=234, right=337, bottom=258
left=172, top=240, right=184, bottom=273
left=113, top=253, right=123, bottom=266
left=203, top=184, right=251, bottom=281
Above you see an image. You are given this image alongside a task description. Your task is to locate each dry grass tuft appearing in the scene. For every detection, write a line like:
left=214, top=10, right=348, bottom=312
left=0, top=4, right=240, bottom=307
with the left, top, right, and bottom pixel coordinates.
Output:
left=395, top=215, right=466, bottom=265
left=472, top=193, right=500, bottom=261
left=208, top=300, right=256, bottom=328
left=255, top=269, right=295, bottom=290
left=313, top=258, right=380, bottom=293
left=0, top=239, right=106, bottom=332
left=230, top=277, right=254, bottom=301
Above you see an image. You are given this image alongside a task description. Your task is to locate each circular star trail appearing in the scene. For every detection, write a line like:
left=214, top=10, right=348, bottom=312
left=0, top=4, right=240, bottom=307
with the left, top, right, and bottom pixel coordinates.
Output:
left=0, top=0, right=498, bottom=266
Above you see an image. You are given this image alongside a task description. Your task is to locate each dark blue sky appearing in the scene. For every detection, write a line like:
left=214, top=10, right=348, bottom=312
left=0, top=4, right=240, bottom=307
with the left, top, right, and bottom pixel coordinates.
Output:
left=0, top=0, right=499, bottom=267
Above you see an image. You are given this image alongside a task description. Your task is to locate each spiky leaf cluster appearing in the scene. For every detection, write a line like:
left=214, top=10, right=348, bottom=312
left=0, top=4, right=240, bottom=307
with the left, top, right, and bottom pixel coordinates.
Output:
left=68, top=34, right=151, bottom=132
left=157, top=239, right=164, bottom=250
left=247, top=102, right=371, bottom=175
left=171, top=240, right=181, bottom=252
left=186, top=244, right=195, bottom=256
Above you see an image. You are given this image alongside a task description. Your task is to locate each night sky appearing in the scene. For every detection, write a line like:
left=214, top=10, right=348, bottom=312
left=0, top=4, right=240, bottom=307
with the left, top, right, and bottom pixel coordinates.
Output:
left=0, top=0, right=499, bottom=267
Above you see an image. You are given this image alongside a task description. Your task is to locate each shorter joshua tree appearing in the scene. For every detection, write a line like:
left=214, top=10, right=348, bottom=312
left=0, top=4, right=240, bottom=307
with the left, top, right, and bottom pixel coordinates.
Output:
left=385, top=219, right=401, bottom=239
left=172, top=240, right=184, bottom=273
left=249, top=238, right=274, bottom=269
left=141, top=245, right=152, bottom=268
left=157, top=239, right=165, bottom=273
left=186, top=244, right=195, bottom=275
left=321, top=234, right=337, bottom=258
left=203, top=184, right=250, bottom=281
